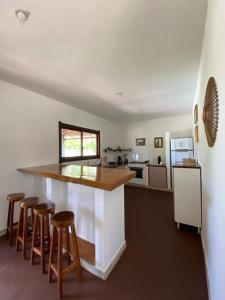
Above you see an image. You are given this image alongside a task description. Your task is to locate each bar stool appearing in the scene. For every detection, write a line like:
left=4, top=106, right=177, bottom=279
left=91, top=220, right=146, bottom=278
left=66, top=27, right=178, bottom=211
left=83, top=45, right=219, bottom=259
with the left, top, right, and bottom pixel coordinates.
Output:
left=6, top=193, right=25, bottom=246
left=48, top=211, right=83, bottom=298
left=16, top=197, right=39, bottom=260
left=31, top=201, right=55, bottom=273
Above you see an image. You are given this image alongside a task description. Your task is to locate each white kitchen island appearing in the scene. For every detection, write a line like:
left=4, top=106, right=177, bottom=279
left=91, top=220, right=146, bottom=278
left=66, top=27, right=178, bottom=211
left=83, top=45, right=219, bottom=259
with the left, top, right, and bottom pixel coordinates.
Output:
left=18, top=164, right=135, bottom=279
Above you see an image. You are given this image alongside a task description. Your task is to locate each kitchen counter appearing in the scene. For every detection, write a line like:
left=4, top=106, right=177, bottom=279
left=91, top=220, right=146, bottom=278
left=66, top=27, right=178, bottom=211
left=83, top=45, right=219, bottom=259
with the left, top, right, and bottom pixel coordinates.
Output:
left=147, top=164, right=166, bottom=167
left=17, top=163, right=135, bottom=279
left=172, top=163, right=201, bottom=169
left=18, top=164, right=135, bottom=191
left=173, top=163, right=202, bottom=231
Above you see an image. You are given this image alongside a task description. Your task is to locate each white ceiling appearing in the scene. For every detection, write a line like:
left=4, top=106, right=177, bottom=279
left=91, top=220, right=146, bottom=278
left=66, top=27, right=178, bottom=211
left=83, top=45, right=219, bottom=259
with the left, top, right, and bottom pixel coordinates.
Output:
left=0, top=0, right=207, bottom=122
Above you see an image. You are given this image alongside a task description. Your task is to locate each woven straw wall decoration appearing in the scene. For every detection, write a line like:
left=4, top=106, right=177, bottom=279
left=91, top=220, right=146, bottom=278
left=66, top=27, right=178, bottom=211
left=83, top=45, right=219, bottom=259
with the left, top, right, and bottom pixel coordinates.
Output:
left=203, top=77, right=219, bottom=147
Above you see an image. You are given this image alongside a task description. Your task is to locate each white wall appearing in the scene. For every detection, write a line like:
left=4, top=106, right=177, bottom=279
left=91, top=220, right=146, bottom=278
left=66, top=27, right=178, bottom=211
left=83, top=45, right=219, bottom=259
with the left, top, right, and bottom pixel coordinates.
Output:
left=193, top=1, right=225, bottom=299
left=124, top=114, right=192, bottom=164
left=0, top=80, right=124, bottom=232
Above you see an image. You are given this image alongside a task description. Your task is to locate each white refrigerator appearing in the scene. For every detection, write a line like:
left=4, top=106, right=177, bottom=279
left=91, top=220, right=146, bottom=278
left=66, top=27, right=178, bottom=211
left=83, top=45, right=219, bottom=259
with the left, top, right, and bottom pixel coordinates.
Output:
left=170, top=137, right=194, bottom=187
left=170, top=137, right=194, bottom=165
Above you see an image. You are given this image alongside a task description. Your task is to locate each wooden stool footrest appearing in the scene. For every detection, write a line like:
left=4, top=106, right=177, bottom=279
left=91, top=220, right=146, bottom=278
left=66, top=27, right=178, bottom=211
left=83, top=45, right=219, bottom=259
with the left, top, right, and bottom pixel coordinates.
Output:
left=62, top=261, right=79, bottom=277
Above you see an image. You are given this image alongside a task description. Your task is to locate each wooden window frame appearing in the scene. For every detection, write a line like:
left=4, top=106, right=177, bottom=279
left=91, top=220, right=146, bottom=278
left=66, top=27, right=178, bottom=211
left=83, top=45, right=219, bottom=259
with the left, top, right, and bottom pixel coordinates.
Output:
left=59, top=121, right=100, bottom=163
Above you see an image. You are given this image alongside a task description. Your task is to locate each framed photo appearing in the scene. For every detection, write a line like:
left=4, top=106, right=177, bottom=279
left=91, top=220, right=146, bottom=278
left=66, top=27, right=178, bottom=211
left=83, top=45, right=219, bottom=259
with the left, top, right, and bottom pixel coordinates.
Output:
left=136, top=138, right=145, bottom=146
left=194, top=104, right=198, bottom=124
left=195, top=125, right=199, bottom=143
left=154, top=137, right=163, bottom=148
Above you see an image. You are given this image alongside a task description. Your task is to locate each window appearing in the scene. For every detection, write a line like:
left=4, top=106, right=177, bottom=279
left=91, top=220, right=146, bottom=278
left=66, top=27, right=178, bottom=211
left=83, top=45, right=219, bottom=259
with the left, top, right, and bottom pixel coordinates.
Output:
left=59, top=122, right=100, bottom=163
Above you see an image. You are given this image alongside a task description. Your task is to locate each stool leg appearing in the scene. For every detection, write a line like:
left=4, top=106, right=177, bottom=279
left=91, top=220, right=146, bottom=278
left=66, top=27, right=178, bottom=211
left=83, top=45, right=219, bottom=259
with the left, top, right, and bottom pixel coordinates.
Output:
left=22, top=207, right=28, bottom=260
left=9, top=201, right=15, bottom=246
left=31, top=214, right=38, bottom=265
left=40, top=215, right=46, bottom=274
left=31, top=209, right=35, bottom=227
left=48, top=226, right=57, bottom=283
left=16, top=208, right=23, bottom=252
left=46, top=215, right=51, bottom=248
left=71, top=224, right=83, bottom=281
left=66, top=227, right=71, bottom=265
left=57, top=228, right=63, bottom=299
left=6, top=202, right=11, bottom=240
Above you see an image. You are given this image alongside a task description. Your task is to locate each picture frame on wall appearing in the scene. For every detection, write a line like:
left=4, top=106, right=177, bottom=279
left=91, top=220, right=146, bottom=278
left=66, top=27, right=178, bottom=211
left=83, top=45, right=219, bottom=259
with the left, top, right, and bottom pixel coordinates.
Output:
left=194, top=104, right=198, bottom=124
left=136, top=138, right=145, bottom=146
left=154, top=137, right=163, bottom=148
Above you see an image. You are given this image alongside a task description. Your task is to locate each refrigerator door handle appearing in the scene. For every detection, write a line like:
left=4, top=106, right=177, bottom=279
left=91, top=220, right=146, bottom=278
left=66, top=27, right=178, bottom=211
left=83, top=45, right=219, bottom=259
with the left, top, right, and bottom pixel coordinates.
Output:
left=174, top=149, right=191, bottom=152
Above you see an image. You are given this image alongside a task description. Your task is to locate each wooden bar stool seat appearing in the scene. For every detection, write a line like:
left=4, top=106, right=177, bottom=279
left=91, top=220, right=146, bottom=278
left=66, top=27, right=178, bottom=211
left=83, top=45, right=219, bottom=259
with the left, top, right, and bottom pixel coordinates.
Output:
left=51, top=211, right=75, bottom=228
left=6, top=193, right=25, bottom=246
left=31, top=201, right=55, bottom=274
left=20, top=197, right=39, bottom=209
left=16, top=197, right=39, bottom=260
left=48, top=211, right=83, bottom=299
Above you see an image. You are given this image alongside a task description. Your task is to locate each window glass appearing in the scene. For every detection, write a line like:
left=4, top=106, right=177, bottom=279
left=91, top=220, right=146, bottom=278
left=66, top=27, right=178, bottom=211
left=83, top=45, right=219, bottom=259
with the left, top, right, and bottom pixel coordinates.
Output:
left=62, top=129, right=81, bottom=157
left=83, top=132, right=97, bottom=156
left=59, top=122, right=100, bottom=162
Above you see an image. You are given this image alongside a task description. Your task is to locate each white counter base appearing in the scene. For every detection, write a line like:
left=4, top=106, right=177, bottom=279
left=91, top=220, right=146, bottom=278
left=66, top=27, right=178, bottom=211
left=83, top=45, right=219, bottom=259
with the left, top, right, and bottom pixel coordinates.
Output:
left=33, top=176, right=126, bottom=279
left=173, top=167, right=202, bottom=229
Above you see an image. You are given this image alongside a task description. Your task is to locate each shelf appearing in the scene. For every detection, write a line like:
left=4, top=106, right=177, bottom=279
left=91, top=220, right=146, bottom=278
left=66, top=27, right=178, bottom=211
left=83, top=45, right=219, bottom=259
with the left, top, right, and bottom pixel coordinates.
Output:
left=103, top=147, right=132, bottom=153
left=66, top=234, right=95, bottom=266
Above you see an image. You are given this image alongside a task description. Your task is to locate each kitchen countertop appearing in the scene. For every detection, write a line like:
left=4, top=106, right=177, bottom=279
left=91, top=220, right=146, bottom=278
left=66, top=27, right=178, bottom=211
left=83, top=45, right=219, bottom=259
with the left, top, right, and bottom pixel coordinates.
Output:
left=172, top=163, right=201, bottom=169
left=18, top=164, right=135, bottom=191
left=147, top=164, right=166, bottom=167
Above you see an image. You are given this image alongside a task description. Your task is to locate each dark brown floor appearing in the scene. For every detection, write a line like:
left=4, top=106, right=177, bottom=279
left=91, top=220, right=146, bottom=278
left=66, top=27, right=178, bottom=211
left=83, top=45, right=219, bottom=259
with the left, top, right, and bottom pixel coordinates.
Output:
left=0, top=186, right=208, bottom=300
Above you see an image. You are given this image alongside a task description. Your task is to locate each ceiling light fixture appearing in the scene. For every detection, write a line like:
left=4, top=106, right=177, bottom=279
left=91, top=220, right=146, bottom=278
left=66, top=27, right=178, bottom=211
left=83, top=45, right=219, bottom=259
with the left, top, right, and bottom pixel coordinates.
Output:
left=15, top=9, right=30, bottom=22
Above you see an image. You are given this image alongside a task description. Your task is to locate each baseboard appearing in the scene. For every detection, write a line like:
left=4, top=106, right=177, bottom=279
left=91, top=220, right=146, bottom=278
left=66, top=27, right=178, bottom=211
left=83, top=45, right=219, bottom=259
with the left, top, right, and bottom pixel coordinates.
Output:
left=149, top=187, right=173, bottom=193
left=81, top=241, right=126, bottom=280
left=125, top=183, right=148, bottom=189
left=126, top=183, right=172, bottom=193
left=102, top=241, right=126, bottom=280
left=201, top=233, right=212, bottom=300
left=0, top=228, right=6, bottom=237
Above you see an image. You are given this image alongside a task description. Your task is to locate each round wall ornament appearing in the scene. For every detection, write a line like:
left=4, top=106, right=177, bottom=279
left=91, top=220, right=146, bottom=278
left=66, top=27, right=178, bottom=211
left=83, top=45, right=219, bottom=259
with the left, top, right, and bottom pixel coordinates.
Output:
left=203, top=77, right=219, bottom=147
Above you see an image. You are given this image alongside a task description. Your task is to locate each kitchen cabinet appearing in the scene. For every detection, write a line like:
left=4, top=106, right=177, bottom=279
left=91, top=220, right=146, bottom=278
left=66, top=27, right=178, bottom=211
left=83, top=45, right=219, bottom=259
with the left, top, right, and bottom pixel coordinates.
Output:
left=148, top=165, right=167, bottom=188
left=173, top=165, right=202, bottom=232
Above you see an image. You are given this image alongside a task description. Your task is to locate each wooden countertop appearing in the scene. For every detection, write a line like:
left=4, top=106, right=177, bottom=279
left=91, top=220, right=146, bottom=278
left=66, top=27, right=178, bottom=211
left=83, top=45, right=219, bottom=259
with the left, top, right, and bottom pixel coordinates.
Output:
left=18, top=164, right=136, bottom=191
left=147, top=164, right=166, bottom=167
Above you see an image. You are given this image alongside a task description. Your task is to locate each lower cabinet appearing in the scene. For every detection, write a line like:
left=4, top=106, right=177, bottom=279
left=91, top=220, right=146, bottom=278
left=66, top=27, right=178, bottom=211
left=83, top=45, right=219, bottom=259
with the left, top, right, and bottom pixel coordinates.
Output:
left=148, top=165, right=167, bottom=188
left=173, top=166, right=202, bottom=230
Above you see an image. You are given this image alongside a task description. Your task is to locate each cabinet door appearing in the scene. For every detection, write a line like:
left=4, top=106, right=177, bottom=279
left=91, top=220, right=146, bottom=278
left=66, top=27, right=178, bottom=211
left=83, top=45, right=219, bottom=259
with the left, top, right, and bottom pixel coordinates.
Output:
left=149, top=166, right=167, bottom=188
left=173, top=168, right=201, bottom=227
